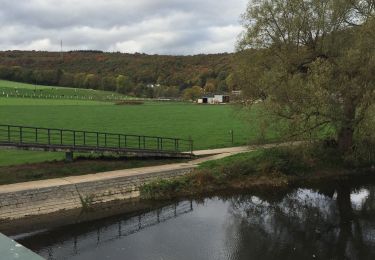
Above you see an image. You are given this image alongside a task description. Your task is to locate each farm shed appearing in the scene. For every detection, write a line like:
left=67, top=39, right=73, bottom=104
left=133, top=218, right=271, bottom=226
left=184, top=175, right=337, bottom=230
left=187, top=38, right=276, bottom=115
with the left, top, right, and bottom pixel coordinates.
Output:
left=199, top=95, right=230, bottom=104
left=214, top=95, right=230, bottom=103
left=202, top=96, right=215, bottom=104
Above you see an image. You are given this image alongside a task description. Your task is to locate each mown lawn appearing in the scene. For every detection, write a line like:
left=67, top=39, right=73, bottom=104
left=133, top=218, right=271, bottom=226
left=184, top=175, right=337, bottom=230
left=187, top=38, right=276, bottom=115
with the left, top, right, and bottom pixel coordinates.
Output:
left=0, top=98, right=281, bottom=166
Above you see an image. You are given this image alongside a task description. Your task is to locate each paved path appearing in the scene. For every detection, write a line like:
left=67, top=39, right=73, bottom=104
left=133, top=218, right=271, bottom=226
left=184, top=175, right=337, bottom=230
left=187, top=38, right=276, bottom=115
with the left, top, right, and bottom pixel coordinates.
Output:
left=0, top=142, right=299, bottom=193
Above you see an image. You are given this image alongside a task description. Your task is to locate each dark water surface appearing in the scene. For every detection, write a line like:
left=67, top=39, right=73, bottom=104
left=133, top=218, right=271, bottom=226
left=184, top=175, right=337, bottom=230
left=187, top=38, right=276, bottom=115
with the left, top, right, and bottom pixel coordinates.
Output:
left=13, top=181, right=375, bottom=260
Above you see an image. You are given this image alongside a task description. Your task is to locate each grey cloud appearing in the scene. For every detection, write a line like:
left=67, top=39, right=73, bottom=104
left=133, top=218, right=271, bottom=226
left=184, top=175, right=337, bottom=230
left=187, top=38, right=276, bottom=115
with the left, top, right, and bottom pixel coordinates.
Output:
left=0, top=0, right=248, bottom=54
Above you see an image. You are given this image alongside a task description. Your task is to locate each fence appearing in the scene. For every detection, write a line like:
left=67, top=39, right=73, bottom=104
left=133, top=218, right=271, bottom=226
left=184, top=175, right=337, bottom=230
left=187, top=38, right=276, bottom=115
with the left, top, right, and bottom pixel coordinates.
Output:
left=0, top=124, right=193, bottom=155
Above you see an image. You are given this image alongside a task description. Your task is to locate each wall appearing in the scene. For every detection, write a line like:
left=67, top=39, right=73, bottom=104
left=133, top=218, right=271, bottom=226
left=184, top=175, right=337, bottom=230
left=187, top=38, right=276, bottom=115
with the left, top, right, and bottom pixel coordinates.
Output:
left=0, top=167, right=194, bottom=220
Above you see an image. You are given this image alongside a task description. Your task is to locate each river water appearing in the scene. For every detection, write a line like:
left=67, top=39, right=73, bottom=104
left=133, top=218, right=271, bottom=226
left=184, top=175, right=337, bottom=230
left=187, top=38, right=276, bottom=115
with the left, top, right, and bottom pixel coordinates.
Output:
left=12, top=180, right=375, bottom=260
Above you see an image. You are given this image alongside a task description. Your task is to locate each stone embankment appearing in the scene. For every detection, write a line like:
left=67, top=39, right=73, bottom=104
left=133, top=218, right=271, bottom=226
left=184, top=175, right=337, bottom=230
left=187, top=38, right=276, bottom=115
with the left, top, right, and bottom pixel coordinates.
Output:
left=0, top=146, right=252, bottom=220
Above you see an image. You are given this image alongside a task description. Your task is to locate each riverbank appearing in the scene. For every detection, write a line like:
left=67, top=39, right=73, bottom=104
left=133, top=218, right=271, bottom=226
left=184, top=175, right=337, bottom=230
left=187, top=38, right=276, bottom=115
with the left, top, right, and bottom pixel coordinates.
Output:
left=0, top=155, right=191, bottom=185
left=1, top=142, right=371, bottom=221
left=0, top=146, right=254, bottom=220
left=140, top=144, right=375, bottom=200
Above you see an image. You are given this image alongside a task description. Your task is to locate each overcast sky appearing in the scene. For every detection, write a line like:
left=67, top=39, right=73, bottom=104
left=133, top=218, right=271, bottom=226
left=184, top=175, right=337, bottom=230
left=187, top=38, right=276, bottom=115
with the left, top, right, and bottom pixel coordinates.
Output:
left=0, top=0, right=248, bottom=55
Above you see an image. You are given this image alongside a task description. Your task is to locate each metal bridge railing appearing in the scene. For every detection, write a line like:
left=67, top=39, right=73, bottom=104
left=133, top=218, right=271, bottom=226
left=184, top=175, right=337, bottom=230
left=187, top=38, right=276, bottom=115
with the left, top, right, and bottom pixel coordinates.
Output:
left=0, top=124, right=193, bottom=154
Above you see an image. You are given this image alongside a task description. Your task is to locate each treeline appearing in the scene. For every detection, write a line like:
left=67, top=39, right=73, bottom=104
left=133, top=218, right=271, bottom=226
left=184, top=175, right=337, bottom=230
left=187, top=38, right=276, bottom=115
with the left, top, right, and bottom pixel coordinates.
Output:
left=0, top=51, right=238, bottom=98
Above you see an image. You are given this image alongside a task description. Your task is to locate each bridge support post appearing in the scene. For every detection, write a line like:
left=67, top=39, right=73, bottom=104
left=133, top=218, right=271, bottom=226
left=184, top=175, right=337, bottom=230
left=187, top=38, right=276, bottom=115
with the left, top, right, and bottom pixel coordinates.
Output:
left=65, top=151, right=74, bottom=162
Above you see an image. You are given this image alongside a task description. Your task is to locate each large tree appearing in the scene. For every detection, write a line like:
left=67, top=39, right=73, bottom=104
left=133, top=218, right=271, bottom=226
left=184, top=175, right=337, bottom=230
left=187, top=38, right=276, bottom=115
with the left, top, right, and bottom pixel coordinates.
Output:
left=237, top=0, right=375, bottom=154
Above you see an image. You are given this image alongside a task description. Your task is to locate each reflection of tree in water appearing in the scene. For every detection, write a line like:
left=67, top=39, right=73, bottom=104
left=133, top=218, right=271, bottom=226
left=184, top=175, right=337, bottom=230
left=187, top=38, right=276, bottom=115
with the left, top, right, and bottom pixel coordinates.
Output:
left=227, top=185, right=375, bottom=260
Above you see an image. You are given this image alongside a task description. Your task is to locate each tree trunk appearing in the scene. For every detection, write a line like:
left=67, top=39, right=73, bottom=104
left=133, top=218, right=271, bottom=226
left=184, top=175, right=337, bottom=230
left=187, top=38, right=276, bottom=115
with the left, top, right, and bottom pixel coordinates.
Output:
left=338, top=99, right=356, bottom=154
left=338, top=127, right=354, bottom=154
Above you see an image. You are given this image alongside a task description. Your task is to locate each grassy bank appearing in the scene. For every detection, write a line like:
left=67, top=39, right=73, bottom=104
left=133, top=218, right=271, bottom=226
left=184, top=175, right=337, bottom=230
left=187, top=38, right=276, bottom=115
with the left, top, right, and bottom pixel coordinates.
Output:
left=0, top=156, right=189, bottom=185
left=140, top=144, right=375, bottom=200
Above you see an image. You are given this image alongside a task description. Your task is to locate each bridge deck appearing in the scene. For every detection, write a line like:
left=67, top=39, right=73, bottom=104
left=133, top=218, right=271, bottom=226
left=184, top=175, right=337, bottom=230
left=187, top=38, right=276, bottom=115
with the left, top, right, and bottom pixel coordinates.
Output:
left=0, top=124, right=193, bottom=159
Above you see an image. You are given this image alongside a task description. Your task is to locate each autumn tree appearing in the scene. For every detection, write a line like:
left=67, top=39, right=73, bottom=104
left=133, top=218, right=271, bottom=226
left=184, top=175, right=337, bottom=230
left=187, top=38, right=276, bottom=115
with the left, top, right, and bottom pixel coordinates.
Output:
left=237, top=0, right=375, bottom=154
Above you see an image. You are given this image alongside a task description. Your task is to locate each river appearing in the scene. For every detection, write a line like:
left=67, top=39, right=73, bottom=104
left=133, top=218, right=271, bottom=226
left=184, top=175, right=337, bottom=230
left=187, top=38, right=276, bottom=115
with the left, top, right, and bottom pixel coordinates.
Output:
left=10, top=180, right=375, bottom=260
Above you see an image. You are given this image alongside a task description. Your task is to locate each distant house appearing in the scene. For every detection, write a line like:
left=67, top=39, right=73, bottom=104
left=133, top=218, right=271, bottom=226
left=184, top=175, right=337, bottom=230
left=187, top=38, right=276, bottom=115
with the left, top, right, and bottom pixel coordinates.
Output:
left=198, top=94, right=230, bottom=104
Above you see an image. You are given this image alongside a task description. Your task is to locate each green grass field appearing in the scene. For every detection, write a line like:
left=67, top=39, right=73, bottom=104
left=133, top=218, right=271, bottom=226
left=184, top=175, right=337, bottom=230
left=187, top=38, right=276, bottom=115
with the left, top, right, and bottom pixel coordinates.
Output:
left=0, top=97, right=280, bottom=166
left=0, top=80, right=127, bottom=101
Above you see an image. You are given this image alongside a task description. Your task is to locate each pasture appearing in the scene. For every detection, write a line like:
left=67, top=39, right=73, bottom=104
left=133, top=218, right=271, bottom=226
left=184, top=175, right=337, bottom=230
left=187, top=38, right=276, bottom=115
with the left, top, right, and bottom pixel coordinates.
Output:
left=0, top=80, right=127, bottom=101
left=0, top=97, right=280, bottom=166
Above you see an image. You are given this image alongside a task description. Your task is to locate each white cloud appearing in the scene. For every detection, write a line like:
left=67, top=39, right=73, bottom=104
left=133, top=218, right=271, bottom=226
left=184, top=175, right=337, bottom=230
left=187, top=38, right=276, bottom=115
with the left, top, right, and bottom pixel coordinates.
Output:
left=114, top=41, right=142, bottom=53
left=0, top=0, right=248, bottom=54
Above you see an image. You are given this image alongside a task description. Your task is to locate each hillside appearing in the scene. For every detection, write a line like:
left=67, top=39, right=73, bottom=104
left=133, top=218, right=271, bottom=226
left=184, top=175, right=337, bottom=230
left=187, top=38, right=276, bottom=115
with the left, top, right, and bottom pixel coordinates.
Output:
left=0, top=80, right=127, bottom=101
left=0, top=51, right=235, bottom=98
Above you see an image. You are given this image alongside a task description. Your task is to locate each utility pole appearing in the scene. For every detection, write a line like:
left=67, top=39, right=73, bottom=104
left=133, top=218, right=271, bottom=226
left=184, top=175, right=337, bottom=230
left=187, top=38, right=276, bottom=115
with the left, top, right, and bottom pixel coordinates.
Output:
left=60, top=40, right=64, bottom=62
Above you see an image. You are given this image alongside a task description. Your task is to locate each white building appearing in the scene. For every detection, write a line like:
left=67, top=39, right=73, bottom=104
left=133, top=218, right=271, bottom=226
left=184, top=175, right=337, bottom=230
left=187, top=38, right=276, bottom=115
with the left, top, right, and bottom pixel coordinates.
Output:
left=199, top=95, right=230, bottom=104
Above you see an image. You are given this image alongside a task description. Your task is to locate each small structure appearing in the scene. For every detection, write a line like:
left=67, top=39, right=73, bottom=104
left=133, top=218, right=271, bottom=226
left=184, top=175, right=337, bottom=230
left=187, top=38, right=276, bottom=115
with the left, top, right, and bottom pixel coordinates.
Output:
left=214, top=94, right=230, bottom=103
left=198, top=94, right=230, bottom=104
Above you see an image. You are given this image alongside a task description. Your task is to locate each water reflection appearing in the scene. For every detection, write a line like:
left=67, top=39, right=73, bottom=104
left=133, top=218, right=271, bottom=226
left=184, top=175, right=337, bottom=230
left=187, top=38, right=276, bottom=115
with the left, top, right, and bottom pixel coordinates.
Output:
left=18, top=201, right=193, bottom=260
left=14, top=182, right=375, bottom=260
left=228, top=185, right=375, bottom=260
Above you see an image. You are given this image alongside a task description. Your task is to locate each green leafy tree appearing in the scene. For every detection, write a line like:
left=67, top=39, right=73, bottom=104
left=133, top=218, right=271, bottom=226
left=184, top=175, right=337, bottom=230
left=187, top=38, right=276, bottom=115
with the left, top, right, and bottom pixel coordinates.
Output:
left=183, top=86, right=204, bottom=101
left=73, top=73, right=86, bottom=88
left=84, top=74, right=100, bottom=89
left=116, top=75, right=134, bottom=94
left=238, top=0, right=375, bottom=154
left=101, top=76, right=117, bottom=91
left=59, top=72, right=75, bottom=87
left=225, top=73, right=238, bottom=91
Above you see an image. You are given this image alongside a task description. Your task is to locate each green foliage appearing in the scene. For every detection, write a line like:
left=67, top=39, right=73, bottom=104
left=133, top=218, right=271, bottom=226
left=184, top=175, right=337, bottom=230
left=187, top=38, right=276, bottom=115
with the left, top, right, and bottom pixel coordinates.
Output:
left=237, top=0, right=375, bottom=154
left=78, top=193, right=95, bottom=211
left=0, top=51, right=233, bottom=97
left=140, top=177, right=191, bottom=199
left=140, top=143, right=372, bottom=200
left=182, top=86, right=203, bottom=101
left=116, top=75, right=134, bottom=94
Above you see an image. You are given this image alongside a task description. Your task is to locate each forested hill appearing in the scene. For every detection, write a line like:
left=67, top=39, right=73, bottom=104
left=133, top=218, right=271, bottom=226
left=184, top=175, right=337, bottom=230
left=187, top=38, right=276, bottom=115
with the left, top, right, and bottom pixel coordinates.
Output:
left=0, top=51, right=235, bottom=98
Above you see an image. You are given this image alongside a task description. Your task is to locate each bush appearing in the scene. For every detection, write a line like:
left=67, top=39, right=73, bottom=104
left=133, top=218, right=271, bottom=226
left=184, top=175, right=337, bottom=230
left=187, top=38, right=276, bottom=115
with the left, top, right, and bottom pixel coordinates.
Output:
left=140, top=177, right=190, bottom=199
left=115, top=100, right=144, bottom=105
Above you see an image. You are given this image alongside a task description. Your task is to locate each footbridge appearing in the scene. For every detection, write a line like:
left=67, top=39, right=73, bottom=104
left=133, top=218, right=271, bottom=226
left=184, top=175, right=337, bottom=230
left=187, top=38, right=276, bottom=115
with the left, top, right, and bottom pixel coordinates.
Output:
left=0, top=124, right=194, bottom=160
